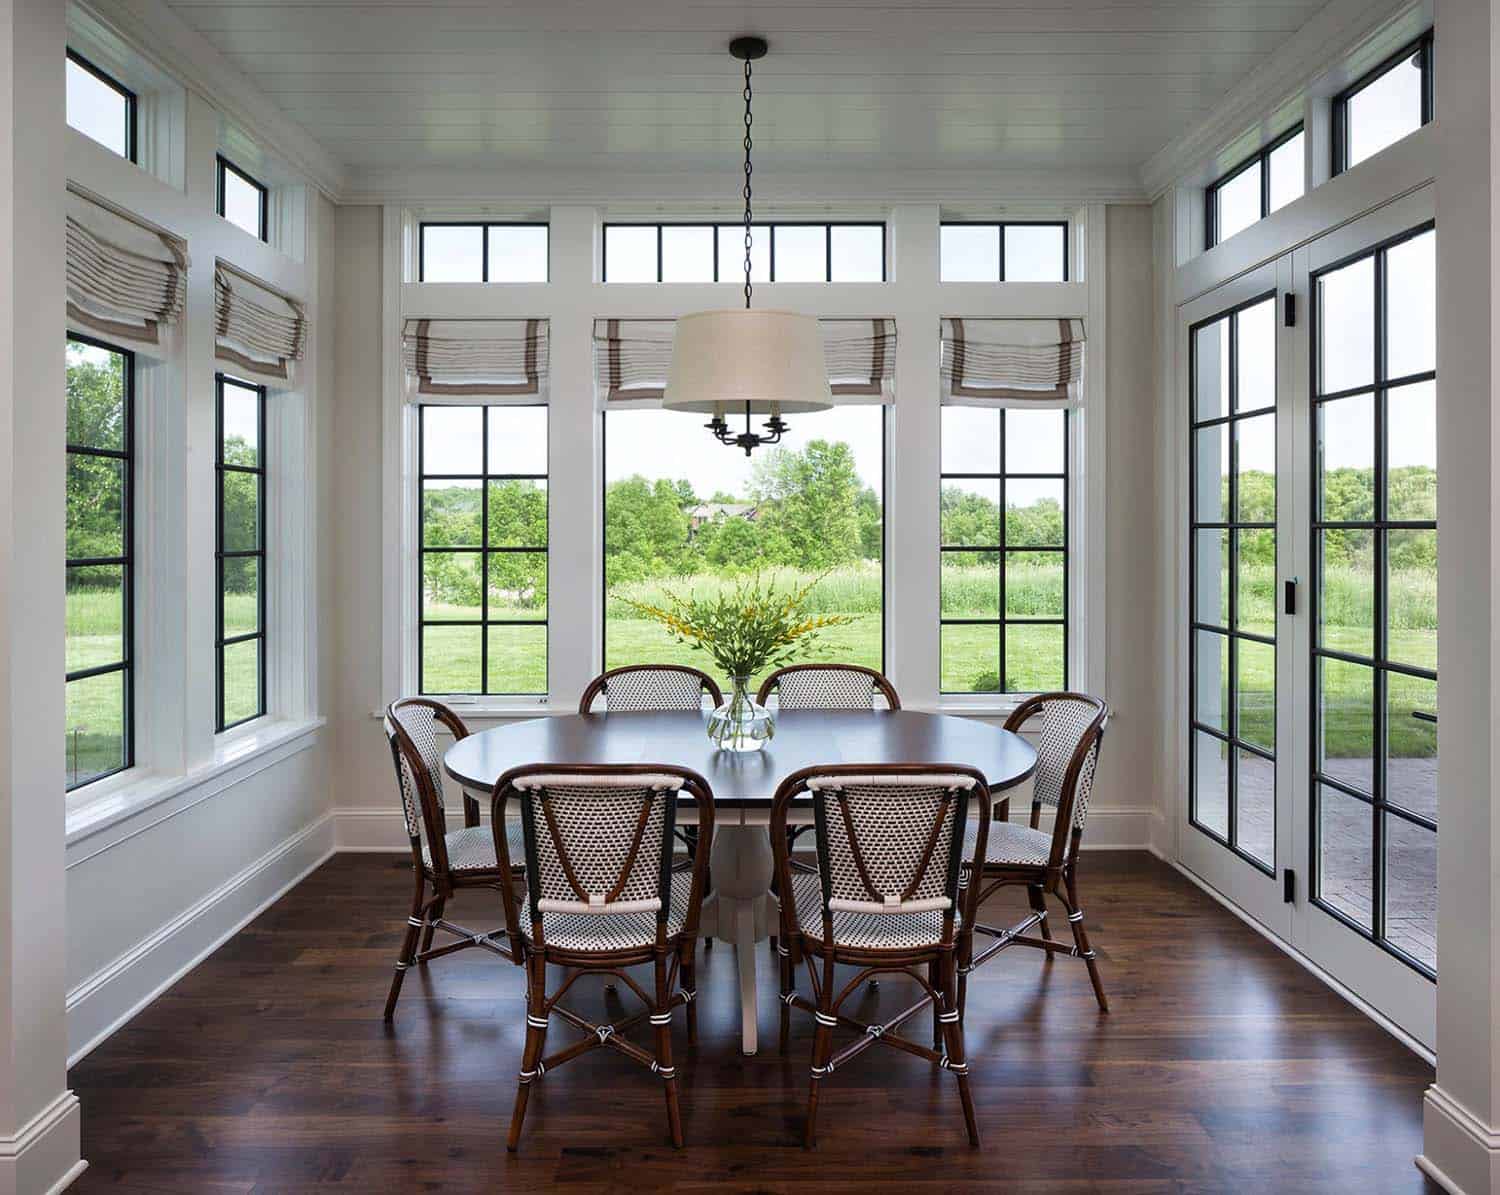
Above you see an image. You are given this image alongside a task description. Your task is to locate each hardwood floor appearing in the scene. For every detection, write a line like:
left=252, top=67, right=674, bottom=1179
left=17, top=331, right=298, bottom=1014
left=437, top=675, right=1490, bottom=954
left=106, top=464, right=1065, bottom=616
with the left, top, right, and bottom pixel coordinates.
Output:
left=71, top=851, right=1438, bottom=1192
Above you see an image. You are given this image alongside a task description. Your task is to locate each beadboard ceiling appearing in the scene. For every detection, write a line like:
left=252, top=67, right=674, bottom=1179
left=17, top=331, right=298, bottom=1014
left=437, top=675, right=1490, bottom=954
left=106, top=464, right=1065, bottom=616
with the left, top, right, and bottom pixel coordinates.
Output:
left=164, top=0, right=1330, bottom=177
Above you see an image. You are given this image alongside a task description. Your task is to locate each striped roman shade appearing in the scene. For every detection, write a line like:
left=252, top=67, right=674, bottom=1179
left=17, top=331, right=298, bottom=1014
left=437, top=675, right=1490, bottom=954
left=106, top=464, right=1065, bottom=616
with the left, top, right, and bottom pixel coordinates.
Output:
left=593, top=317, right=896, bottom=407
left=940, top=318, right=1085, bottom=408
left=402, top=319, right=549, bottom=402
left=214, top=262, right=307, bottom=382
left=65, top=188, right=187, bottom=351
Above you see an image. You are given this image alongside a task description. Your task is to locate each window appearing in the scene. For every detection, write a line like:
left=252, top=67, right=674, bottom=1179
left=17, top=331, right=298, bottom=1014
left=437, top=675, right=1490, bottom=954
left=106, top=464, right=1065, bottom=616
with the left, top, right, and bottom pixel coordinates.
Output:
left=216, top=375, right=267, bottom=731
left=940, top=407, right=1068, bottom=693
left=418, top=405, right=548, bottom=696
left=1188, top=295, right=1278, bottom=870
left=66, top=50, right=136, bottom=162
left=602, top=223, right=885, bottom=283
left=1334, top=32, right=1434, bottom=174
left=603, top=407, right=884, bottom=692
left=66, top=336, right=134, bottom=789
left=1310, top=225, right=1436, bottom=974
left=418, top=223, right=550, bottom=282
left=216, top=155, right=268, bottom=242
left=939, top=222, right=1068, bottom=282
left=1205, top=126, right=1305, bottom=249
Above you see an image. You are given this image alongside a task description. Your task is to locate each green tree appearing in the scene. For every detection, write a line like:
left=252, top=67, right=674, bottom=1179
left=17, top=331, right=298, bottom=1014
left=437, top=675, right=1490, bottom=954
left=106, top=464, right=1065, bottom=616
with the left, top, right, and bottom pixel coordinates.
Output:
left=751, top=440, right=863, bottom=568
left=604, top=475, right=693, bottom=584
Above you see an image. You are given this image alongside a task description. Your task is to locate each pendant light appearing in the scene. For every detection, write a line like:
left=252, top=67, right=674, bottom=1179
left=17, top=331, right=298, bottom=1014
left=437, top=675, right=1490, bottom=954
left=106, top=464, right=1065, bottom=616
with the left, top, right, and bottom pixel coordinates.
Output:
left=662, top=36, right=832, bottom=456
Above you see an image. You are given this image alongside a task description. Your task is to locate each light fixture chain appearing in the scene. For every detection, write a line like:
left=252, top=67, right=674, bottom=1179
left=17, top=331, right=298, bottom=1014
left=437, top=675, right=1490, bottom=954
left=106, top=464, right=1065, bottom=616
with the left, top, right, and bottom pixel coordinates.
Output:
left=742, top=56, right=753, bottom=310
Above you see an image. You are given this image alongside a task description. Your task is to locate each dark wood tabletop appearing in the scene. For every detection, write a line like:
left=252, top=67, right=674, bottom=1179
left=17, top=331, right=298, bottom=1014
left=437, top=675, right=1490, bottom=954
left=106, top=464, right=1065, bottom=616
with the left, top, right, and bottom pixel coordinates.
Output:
left=443, top=709, right=1037, bottom=807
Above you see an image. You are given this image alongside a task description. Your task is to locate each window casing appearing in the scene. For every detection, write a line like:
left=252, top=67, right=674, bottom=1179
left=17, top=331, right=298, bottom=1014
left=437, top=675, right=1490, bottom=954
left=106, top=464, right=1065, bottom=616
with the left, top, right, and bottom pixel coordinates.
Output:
left=602, top=223, right=885, bottom=283
left=418, top=404, right=548, bottom=696
left=1205, top=125, right=1305, bottom=249
left=418, top=223, right=550, bottom=282
left=216, top=155, right=269, bottom=242
left=1333, top=31, right=1434, bottom=175
left=66, top=334, right=135, bottom=790
left=939, top=407, right=1068, bottom=694
left=65, top=50, right=136, bottom=162
left=939, top=222, right=1069, bottom=282
left=216, top=375, right=267, bottom=732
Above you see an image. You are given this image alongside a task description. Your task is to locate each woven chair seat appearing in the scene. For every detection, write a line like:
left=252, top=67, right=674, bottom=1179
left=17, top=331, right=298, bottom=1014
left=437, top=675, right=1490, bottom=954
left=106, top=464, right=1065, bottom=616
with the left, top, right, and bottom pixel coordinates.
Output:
left=422, top=820, right=526, bottom=874
left=518, top=881, right=691, bottom=951
left=963, top=820, right=1053, bottom=869
left=789, top=870, right=956, bottom=950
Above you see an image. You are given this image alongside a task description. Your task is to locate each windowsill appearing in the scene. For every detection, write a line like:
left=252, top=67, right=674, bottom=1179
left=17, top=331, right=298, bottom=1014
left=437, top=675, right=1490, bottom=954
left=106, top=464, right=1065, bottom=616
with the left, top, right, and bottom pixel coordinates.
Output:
left=65, top=715, right=325, bottom=848
left=368, top=698, right=557, bottom=721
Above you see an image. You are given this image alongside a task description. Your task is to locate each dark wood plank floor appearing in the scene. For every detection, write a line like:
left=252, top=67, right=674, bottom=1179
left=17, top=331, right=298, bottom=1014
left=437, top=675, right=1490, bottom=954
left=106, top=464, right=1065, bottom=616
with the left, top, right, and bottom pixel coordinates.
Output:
left=72, top=851, right=1438, bottom=1193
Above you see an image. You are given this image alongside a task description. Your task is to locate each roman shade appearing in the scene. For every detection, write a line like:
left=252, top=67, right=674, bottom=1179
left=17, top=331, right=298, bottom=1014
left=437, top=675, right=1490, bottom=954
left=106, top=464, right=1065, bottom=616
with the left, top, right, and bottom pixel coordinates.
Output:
left=214, top=262, right=307, bottom=382
left=400, top=318, right=549, bottom=402
left=594, top=317, right=896, bottom=408
left=65, top=188, right=188, bottom=351
left=940, top=318, right=1085, bottom=408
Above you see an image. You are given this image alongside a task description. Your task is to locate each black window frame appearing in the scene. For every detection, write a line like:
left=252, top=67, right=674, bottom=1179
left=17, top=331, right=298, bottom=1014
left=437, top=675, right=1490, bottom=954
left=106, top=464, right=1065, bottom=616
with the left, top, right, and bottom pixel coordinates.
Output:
left=216, top=154, right=269, bottom=243
left=600, top=221, right=887, bottom=283
left=938, top=221, right=1070, bottom=282
left=1332, top=30, right=1435, bottom=176
left=66, top=332, right=135, bottom=790
left=1204, top=124, right=1304, bottom=250
left=417, top=404, right=549, bottom=697
left=417, top=222, right=551, bottom=283
left=216, top=373, right=269, bottom=733
left=65, top=49, right=137, bottom=164
left=1186, top=292, right=1280, bottom=877
left=1308, top=221, right=1437, bottom=980
left=939, top=408, right=1070, bottom=694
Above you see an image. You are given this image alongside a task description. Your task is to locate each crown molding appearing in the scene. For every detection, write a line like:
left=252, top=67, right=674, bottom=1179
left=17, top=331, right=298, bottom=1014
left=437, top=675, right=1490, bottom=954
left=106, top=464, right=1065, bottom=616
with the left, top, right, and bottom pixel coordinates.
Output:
left=72, top=0, right=348, bottom=200
left=1138, top=0, right=1422, bottom=199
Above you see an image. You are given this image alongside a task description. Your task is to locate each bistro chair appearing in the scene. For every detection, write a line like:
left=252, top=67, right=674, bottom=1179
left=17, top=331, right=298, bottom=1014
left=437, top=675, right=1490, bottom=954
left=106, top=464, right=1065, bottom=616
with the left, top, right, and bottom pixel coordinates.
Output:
left=381, top=697, right=524, bottom=1021
left=771, top=764, right=990, bottom=1148
left=578, top=664, right=724, bottom=713
left=491, top=763, right=714, bottom=1151
left=756, top=663, right=901, bottom=711
left=958, top=692, right=1111, bottom=1016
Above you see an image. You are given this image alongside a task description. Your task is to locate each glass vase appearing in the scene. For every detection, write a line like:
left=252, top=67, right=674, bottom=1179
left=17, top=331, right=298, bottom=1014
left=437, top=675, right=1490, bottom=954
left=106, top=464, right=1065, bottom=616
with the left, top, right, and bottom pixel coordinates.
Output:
left=707, top=675, right=774, bottom=752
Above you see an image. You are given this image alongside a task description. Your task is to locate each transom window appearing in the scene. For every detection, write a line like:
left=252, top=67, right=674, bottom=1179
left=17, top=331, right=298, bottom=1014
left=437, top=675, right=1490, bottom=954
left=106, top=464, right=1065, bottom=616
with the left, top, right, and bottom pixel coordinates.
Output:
left=418, top=223, right=550, bottom=283
left=66, top=51, right=136, bottom=162
left=216, top=375, right=267, bottom=731
left=66, top=335, right=134, bottom=789
left=602, top=223, right=885, bottom=283
left=418, top=405, right=548, bottom=696
left=603, top=406, right=884, bottom=693
left=939, top=222, right=1068, bottom=282
left=939, top=407, right=1068, bottom=693
left=1206, top=125, right=1305, bottom=248
left=1334, top=31, right=1434, bottom=174
left=217, top=155, right=268, bottom=242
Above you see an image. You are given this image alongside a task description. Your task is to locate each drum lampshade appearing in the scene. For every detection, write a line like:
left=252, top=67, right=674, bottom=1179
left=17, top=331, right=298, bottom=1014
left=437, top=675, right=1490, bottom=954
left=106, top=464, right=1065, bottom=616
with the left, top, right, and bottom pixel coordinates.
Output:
left=663, top=309, right=833, bottom=416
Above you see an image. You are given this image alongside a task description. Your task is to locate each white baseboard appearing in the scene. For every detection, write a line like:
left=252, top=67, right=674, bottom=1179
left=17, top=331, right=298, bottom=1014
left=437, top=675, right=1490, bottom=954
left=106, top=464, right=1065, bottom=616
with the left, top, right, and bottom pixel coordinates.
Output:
left=333, top=804, right=1159, bottom=854
left=66, top=812, right=336, bottom=1067
left=1417, top=1084, right=1500, bottom=1195
left=0, top=1091, right=85, bottom=1195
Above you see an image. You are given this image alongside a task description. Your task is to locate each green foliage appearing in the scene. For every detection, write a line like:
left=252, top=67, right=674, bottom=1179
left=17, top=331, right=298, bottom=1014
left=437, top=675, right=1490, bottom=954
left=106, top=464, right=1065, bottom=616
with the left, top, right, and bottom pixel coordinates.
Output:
left=749, top=441, right=865, bottom=569
left=940, top=485, right=1064, bottom=556
left=66, top=349, right=127, bottom=582
left=604, top=475, right=694, bottom=584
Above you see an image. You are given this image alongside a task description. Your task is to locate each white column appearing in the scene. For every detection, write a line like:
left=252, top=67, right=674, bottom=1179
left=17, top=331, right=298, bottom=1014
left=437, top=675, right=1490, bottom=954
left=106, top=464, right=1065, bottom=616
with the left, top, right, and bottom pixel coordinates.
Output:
left=0, top=0, right=87, bottom=1190
left=1419, top=1, right=1500, bottom=1191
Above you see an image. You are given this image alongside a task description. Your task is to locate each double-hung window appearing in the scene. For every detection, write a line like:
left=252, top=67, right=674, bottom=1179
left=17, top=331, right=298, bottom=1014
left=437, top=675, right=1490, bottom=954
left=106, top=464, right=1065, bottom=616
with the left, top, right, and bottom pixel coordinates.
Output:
left=66, top=335, right=134, bottom=789
left=1333, top=31, right=1434, bottom=174
left=1205, top=126, right=1306, bottom=248
left=216, top=375, right=267, bottom=730
left=217, top=155, right=269, bottom=242
left=66, top=50, right=136, bottom=162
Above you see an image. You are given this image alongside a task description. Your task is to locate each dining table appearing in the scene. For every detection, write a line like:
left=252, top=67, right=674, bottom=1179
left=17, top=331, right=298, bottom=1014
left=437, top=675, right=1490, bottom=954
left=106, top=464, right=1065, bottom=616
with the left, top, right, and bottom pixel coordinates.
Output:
left=444, top=707, right=1038, bottom=1055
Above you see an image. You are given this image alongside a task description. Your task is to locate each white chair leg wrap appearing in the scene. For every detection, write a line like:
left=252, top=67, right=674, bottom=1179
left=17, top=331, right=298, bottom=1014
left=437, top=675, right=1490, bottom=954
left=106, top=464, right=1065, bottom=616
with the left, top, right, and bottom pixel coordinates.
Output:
left=526, top=1014, right=549, bottom=1030
left=650, top=1061, right=676, bottom=1080
left=518, top=1061, right=546, bottom=1084
left=1068, top=910, right=1084, bottom=923
left=937, top=1009, right=960, bottom=1024
left=649, top=1011, right=673, bottom=1026
left=938, top=1057, right=969, bottom=1075
left=407, top=916, right=424, bottom=928
left=814, top=1011, right=837, bottom=1027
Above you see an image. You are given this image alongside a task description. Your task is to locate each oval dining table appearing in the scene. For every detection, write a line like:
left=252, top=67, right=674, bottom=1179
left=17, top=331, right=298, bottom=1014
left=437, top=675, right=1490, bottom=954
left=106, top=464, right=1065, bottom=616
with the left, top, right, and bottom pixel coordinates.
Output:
left=444, top=708, right=1038, bottom=1055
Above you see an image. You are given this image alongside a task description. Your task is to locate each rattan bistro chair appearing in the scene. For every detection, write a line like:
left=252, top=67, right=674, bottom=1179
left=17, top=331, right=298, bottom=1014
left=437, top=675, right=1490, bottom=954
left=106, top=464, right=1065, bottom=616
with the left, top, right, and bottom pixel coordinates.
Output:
left=381, top=698, right=524, bottom=1021
left=959, top=693, right=1111, bottom=1017
left=756, top=663, right=901, bottom=711
left=491, top=764, right=714, bottom=1151
left=579, top=664, right=723, bottom=713
left=771, top=764, right=990, bottom=1148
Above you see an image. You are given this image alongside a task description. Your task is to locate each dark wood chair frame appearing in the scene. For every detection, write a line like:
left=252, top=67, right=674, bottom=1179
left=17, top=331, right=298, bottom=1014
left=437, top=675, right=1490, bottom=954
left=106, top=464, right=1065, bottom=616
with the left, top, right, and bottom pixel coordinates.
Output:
left=755, top=662, right=902, bottom=710
left=958, top=692, right=1111, bottom=1017
left=577, top=663, right=724, bottom=714
left=382, top=697, right=520, bottom=1021
left=771, top=763, right=991, bottom=1148
left=491, top=763, right=715, bottom=1151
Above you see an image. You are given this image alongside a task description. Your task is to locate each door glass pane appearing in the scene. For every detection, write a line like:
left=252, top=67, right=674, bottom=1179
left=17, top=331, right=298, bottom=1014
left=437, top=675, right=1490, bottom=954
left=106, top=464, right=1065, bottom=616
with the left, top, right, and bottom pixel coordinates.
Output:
left=1193, top=426, right=1228, bottom=522
left=1317, top=393, right=1374, bottom=519
left=940, top=224, right=999, bottom=282
left=1235, top=298, right=1277, bottom=411
left=1384, top=815, right=1437, bottom=970
left=1318, top=658, right=1374, bottom=793
left=1317, top=256, right=1375, bottom=393
left=1214, top=163, right=1261, bottom=243
left=1193, top=317, right=1230, bottom=421
left=1194, top=528, right=1229, bottom=626
left=1236, top=529, right=1274, bottom=631
left=1386, top=382, right=1436, bottom=520
left=1385, top=231, right=1435, bottom=378
left=1193, top=629, right=1229, bottom=732
left=1386, top=674, right=1437, bottom=820
left=1193, top=731, right=1229, bottom=839
left=1236, top=749, right=1275, bottom=867
left=1267, top=131, right=1304, bottom=213
left=1319, top=528, right=1373, bottom=657
left=1318, top=784, right=1373, bottom=929
left=1386, top=530, right=1436, bottom=670
left=1234, top=414, right=1275, bottom=522
left=1236, top=639, right=1275, bottom=752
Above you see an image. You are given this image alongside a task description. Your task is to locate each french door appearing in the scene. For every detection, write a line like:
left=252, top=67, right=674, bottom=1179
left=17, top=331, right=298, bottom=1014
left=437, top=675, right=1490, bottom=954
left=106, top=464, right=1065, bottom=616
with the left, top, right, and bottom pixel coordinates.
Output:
left=1179, top=188, right=1437, bottom=1048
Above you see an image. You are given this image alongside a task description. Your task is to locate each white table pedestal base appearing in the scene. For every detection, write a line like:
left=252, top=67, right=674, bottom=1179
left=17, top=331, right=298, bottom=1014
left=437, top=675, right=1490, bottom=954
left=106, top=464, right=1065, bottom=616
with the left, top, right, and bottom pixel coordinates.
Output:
left=697, top=824, right=775, bottom=1055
